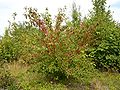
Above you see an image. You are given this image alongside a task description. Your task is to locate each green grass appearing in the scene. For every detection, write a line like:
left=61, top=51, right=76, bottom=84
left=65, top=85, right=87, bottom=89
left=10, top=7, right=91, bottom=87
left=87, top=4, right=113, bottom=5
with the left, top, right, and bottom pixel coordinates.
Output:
left=1, top=61, right=120, bottom=90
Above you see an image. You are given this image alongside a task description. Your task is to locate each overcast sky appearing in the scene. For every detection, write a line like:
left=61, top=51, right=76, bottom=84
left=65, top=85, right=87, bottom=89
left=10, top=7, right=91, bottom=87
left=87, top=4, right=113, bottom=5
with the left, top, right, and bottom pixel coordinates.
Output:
left=0, top=0, right=120, bottom=36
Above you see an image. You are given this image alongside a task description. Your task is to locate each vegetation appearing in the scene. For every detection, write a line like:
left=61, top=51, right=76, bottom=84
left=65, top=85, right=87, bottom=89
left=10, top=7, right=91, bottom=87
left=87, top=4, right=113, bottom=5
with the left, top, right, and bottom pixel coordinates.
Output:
left=0, top=0, right=120, bottom=89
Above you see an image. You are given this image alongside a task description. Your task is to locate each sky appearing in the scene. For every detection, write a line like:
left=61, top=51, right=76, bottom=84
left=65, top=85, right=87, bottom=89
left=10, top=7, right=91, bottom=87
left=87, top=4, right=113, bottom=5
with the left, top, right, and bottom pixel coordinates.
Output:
left=0, top=0, right=120, bottom=36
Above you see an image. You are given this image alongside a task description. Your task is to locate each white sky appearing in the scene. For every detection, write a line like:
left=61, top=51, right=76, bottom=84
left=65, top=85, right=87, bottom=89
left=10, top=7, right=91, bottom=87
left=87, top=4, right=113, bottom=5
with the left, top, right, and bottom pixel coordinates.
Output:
left=0, top=0, right=120, bottom=36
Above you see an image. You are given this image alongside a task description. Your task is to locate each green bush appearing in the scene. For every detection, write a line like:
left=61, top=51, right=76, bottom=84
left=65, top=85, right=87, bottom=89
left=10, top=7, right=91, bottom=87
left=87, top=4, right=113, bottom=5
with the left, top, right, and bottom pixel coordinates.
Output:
left=86, top=0, right=120, bottom=72
left=0, top=21, right=43, bottom=63
left=0, top=30, right=18, bottom=62
left=22, top=7, right=96, bottom=83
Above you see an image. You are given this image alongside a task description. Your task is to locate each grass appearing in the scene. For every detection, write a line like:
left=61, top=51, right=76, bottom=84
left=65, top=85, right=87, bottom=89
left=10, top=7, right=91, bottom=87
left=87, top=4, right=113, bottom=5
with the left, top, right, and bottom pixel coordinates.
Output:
left=98, top=73, right=120, bottom=90
left=4, top=60, right=30, bottom=77
left=1, top=61, right=120, bottom=90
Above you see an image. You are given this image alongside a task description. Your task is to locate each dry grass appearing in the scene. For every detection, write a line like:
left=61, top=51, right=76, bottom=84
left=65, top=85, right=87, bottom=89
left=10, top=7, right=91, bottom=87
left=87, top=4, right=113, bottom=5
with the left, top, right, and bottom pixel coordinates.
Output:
left=2, top=61, right=120, bottom=90
left=90, top=79, right=109, bottom=90
left=4, top=60, right=30, bottom=77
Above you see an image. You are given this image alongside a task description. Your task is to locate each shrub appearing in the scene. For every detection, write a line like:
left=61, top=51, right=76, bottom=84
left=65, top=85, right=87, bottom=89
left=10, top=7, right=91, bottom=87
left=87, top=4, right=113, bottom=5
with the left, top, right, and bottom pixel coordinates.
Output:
left=0, top=21, right=43, bottom=63
left=86, top=0, right=120, bottom=72
left=22, top=6, right=96, bottom=83
left=30, top=25, right=95, bottom=83
left=0, top=30, right=18, bottom=62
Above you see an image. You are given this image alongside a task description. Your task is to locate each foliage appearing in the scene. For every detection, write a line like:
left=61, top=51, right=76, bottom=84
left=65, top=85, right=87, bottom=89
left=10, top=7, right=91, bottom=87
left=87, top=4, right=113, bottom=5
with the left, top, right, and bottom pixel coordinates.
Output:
left=71, top=2, right=81, bottom=28
left=0, top=5, right=96, bottom=83
left=85, top=0, right=120, bottom=72
left=24, top=7, right=95, bottom=83
left=0, top=30, right=18, bottom=62
left=0, top=0, right=120, bottom=89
